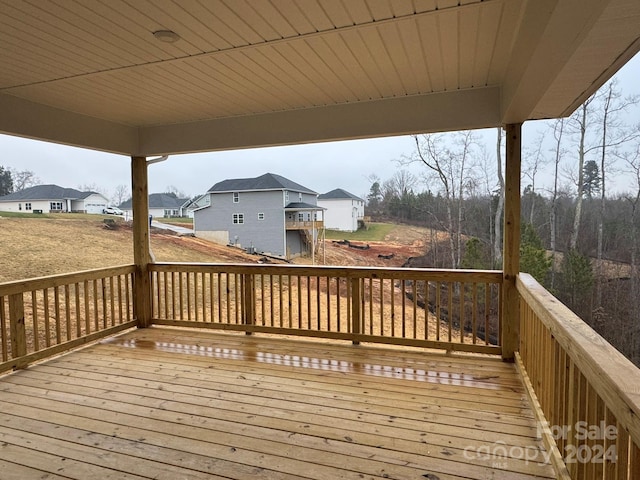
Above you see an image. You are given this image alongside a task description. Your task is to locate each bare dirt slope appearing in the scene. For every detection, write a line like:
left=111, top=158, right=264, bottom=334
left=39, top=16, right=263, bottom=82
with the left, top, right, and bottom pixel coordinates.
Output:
left=315, top=225, right=444, bottom=268
left=0, top=216, right=257, bottom=282
left=0, top=217, right=437, bottom=282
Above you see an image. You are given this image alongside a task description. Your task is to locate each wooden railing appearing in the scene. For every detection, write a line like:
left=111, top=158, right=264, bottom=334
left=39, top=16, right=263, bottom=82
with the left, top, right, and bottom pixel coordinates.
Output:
left=285, top=220, right=324, bottom=230
left=149, top=263, right=502, bottom=354
left=517, top=273, right=640, bottom=479
left=0, top=265, right=137, bottom=372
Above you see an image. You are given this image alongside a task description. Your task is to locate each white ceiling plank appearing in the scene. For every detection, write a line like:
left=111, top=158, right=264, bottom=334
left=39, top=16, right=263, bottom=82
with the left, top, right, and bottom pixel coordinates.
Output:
left=390, top=0, right=416, bottom=17
left=358, top=27, right=406, bottom=96
left=319, top=0, right=354, bottom=28
left=288, top=39, right=351, bottom=103
left=486, top=0, right=523, bottom=86
left=413, top=0, right=438, bottom=14
left=270, top=43, right=338, bottom=103
left=322, top=32, right=380, bottom=101
left=341, top=0, right=374, bottom=24
left=267, top=0, right=319, bottom=35
left=437, top=10, right=460, bottom=91
left=377, top=22, right=417, bottom=94
left=458, top=6, right=479, bottom=89
left=288, top=0, right=334, bottom=31
left=417, top=14, right=445, bottom=91
left=398, top=18, right=433, bottom=93
left=336, top=29, right=388, bottom=98
left=471, top=0, right=502, bottom=87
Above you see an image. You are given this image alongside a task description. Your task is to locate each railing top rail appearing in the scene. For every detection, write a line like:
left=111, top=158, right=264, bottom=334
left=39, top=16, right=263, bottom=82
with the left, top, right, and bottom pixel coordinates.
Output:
left=0, top=264, right=136, bottom=296
left=517, top=273, right=640, bottom=446
left=150, top=262, right=503, bottom=283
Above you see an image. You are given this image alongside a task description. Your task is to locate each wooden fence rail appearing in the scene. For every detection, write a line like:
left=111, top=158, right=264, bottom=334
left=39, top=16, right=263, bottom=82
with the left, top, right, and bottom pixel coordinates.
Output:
left=517, top=273, right=640, bottom=480
left=0, top=265, right=137, bottom=372
left=150, top=263, right=503, bottom=354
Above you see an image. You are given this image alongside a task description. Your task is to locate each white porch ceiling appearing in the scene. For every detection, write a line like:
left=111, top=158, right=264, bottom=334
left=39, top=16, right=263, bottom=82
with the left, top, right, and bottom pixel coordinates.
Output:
left=0, top=0, right=638, bottom=156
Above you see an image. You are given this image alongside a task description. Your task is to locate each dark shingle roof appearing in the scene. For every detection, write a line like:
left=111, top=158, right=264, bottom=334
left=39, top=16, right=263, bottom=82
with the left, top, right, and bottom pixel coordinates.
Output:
left=208, top=173, right=316, bottom=195
left=318, top=188, right=363, bottom=201
left=0, top=184, right=100, bottom=201
left=284, top=202, right=324, bottom=211
left=119, top=193, right=189, bottom=209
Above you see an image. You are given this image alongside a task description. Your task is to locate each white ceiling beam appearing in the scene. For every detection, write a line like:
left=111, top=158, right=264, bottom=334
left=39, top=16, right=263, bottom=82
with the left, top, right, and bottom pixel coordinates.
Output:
left=137, top=87, right=501, bottom=156
left=0, top=92, right=137, bottom=155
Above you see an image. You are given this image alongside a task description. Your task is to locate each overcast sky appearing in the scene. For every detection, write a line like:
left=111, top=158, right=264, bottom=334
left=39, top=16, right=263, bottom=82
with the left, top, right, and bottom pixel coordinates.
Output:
left=2, top=53, right=639, bottom=203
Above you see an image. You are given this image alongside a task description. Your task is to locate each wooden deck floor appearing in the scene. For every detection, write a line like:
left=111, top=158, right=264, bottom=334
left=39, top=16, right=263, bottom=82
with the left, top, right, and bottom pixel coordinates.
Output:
left=0, top=327, right=556, bottom=480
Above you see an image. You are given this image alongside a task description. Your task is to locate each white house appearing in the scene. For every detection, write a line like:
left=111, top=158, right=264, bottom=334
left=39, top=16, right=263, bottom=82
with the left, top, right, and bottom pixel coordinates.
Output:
left=0, top=184, right=109, bottom=214
left=119, top=193, right=190, bottom=219
left=317, top=188, right=365, bottom=232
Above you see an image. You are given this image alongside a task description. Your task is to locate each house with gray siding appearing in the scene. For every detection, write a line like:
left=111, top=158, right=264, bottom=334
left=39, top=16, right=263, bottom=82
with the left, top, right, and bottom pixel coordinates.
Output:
left=194, top=173, right=323, bottom=258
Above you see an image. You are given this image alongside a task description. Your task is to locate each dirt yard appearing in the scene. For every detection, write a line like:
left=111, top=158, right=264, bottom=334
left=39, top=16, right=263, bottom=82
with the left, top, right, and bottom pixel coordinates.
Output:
left=0, top=217, right=438, bottom=282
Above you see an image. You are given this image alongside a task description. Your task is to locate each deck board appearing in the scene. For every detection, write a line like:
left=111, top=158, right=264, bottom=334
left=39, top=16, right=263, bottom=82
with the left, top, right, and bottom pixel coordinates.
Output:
left=0, top=327, right=556, bottom=479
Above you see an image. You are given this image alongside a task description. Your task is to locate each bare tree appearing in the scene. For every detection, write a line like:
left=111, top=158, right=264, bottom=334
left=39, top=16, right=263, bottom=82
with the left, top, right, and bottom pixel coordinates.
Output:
left=623, top=140, right=640, bottom=365
left=387, top=169, right=418, bottom=197
left=77, top=183, right=109, bottom=197
left=9, top=168, right=40, bottom=191
left=549, top=119, right=566, bottom=289
left=522, top=130, right=547, bottom=224
left=112, top=184, right=130, bottom=206
left=403, top=132, right=479, bottom=269
left=569, top=94, right=596, bottom=250
left=165, top=185, right=186, bottom=198
left=594, top=80, right=639, bottom=304
left=494, top=128, right=505, bottom=267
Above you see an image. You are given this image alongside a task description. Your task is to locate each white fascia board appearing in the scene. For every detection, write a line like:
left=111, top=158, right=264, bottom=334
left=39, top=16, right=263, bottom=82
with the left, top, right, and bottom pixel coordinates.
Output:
left=0, top=92, right=138, bottom=155
left=138, top=87, right=501, bottom=156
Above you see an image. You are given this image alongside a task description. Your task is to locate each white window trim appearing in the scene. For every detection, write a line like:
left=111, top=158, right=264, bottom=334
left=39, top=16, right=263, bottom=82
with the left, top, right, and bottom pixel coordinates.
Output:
left=233, top=192, right=239, bottom=203
left=258, top=212, right=265, bottom=220
left=233, top=213, right=244, bottom=224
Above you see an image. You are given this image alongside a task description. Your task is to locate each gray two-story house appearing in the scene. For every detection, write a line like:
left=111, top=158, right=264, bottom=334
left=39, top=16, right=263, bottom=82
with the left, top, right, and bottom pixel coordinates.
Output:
left=194, top=173, right=323, bottom=258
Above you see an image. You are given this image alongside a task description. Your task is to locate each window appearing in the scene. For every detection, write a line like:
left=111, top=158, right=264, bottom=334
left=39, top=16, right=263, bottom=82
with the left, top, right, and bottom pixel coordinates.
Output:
left=233, top=213, right=244, bottom=224
left=258, top=212, right=265, bottom=220
left=50, top=202, right=63, bottom=211
left=233, top=192, right=239, bottom=203
left=25, top=203, right=32, bottom=210
left=298, top=193, right=302, bottom=201
left=298, top=213, right=304, bottom=221
left=18, top=203, right=22, bottom=211
left=284, top=191, right=289, bottom=203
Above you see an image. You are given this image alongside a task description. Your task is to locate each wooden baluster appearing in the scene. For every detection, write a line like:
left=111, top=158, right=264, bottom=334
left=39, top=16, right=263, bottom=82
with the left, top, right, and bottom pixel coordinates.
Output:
left=351, top=277, right=361, bottom=345
left=243, top=274, right=255, bottom=334
left=9, top=293, right=27, bottom=360
left=31, top=291, right=39, bottom=352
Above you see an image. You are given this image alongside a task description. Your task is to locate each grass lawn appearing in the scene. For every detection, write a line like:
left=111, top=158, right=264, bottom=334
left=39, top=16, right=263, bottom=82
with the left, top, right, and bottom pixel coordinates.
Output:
left=324, top=222, right=395, bottom=241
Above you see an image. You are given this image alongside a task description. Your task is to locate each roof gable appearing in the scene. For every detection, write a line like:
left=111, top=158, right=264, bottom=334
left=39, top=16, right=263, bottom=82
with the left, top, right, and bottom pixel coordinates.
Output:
left=318, top=188, right=363, bottom=201
left=119, top=193, right=190, bottom=209
left=0, top=184, right=99, bottom=202
left=208, top=173, right=316, bottom=195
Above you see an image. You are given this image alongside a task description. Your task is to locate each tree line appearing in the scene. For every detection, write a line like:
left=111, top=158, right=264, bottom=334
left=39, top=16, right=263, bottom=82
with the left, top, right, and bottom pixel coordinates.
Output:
left=366, top=79, right=640, bottom=366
